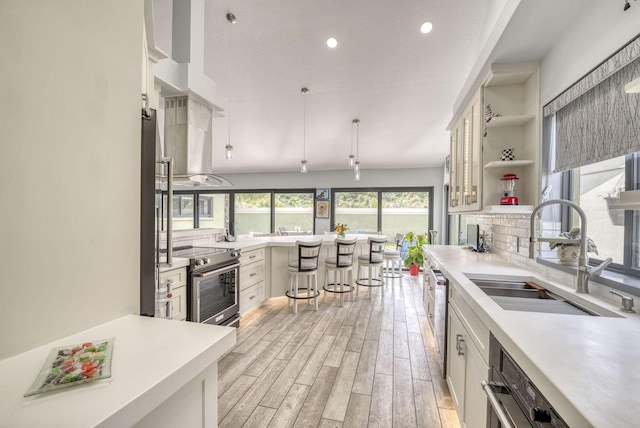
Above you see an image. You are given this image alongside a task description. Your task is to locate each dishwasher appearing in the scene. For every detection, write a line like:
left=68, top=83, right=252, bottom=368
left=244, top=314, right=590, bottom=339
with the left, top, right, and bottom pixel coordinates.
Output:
left=429, top=267, right=449, bottom=378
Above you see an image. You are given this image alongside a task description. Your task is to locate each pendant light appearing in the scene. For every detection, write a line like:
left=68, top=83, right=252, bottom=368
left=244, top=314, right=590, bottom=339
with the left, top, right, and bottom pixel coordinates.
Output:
left=225, top=12, right=236, bottom=160
left=300, top=87, right=309, bottom=173
left=348, top=120, right=355, bottom=167
left=353, top=119, right=361, bottom=181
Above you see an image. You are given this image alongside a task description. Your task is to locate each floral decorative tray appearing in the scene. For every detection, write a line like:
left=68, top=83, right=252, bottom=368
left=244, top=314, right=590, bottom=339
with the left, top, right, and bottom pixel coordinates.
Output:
left=24, top=338, right=114, bottom=397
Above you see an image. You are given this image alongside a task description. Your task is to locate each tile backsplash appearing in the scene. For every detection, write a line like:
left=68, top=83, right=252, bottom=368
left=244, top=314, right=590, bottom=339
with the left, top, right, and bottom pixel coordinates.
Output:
left=159, top=228, right=225, bottom=250
left=469, top=213, right=578, bottom=287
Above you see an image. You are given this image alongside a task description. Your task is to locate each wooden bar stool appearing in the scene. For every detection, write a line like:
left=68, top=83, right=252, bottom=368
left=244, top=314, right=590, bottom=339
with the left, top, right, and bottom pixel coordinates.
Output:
left=323, top=238, right=357, bottom=306
left=286, top=239, right=323, bottom=313
left=356, top=236, right=387, bottom=298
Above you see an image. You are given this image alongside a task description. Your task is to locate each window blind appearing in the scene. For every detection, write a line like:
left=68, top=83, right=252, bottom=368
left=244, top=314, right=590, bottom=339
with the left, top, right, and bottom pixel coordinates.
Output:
left=545, top=35, right=640, bottom=173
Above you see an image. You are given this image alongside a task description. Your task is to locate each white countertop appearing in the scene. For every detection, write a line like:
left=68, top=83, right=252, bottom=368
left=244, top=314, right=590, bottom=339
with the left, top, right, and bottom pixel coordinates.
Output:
left=229, top=233, right=381, bottom=248
left=0, top=315, right=236, bottom=428
left=426, top=245, right=640, bottom=428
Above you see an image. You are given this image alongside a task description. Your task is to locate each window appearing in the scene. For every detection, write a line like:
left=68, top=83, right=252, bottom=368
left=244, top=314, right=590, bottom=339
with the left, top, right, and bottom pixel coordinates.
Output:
left=334, top=191, right=378, bottom=233
left=171, top=194, right=194, bottom=230
left=381, top=191, right=430, bottom=239
left=333, top=188, right=433, bottom=242
left=565, top=154, right=640, bottom=276
left=198, top=193, right=229, bottom=230
left=275, top=191, right=314, bottom=234
left=234, top=192, right=271, bottom=235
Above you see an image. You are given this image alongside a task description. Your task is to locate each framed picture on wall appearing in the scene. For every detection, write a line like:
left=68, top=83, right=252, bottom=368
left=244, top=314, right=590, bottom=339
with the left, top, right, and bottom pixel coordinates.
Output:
left=316, top=188, right=329, bottom=200
left=316, top=200, right=329, bottom=218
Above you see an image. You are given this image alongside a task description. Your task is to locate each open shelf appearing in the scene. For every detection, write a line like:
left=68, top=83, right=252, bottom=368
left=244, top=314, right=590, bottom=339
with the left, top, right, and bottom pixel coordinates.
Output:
left=485, top=115, right=535, bottom=128
left=484, top=160, right=535, bottom=169
left=483, top=205, right=534, bottom=214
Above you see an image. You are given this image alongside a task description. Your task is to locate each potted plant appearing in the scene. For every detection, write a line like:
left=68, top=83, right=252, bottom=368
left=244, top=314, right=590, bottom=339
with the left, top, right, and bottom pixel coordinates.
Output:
left=403, top=231, right=429, bottom=275
left=548, top=227, right=598, bottom=266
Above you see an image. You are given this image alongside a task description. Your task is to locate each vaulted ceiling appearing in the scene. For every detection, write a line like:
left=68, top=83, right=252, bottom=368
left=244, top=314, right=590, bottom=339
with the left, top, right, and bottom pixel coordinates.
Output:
left=152, top=0, right=593, bottom=174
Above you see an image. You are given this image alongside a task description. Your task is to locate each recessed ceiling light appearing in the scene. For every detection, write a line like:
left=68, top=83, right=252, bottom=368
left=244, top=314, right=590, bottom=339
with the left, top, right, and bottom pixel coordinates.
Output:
left=420, top=21, right=433, bottom=34
left=327, top=37, right=338, bottom=48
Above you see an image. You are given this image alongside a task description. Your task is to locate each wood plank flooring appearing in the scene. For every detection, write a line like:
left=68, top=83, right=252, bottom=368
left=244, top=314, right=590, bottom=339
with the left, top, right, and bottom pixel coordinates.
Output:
left=218, top=273, right=461, bottom=428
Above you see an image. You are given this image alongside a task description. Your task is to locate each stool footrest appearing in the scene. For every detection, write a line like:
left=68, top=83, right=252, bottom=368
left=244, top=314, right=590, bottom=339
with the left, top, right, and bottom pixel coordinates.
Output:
left=383, top=272, right=402, bottom=278
left=356, top=278, right=384, bottom=287
left=286, top=288, right=320, bottom=300
left=323, top=283, right=354, bottom=294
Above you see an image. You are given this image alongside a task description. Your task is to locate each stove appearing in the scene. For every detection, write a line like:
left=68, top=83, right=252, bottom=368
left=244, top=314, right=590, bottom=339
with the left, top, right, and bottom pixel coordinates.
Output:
left=169, top=246, right=241, bottom=271
left=166, top=246, right=242, bottom=326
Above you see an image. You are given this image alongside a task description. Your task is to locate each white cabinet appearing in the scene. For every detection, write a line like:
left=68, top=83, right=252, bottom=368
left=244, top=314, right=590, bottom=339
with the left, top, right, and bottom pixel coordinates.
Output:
left=448, top=62, right=540, bottom=213
left=423, top=255, right=436, bottom=330
left=449, top=90, right=482, bottom=212
left=239, top=248, right=266, bottom=315
left=482, top=62, right=540, bottom=210
left=158, top=267, right=187, bottom=321
left=447, top=282, right=489, bottom=428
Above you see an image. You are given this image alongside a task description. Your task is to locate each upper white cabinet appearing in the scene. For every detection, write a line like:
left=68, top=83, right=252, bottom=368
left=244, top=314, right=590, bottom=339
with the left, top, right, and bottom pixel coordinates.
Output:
left=449, top=90, right=482, bottom=212
left=448, top=62, right=540, bottom=213
left=482, top=62, right=540, bottom=211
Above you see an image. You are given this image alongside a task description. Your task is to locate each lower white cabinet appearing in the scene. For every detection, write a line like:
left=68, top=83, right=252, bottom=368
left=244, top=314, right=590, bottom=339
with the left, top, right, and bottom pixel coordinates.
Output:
left=158, top=267, right=187, bottom=321
left=447, top=300, right=489, bottom=428
left=239, top=248, right=266, bottom=315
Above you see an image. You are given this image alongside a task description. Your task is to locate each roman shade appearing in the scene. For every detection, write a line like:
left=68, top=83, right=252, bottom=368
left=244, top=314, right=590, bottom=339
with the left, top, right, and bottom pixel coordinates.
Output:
left=545, top=36, right=640, bottom=173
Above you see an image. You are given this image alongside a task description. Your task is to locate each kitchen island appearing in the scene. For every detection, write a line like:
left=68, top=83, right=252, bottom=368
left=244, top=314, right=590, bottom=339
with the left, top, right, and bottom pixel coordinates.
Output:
left=213, top=233, right=384, bottom=298
left=426, top=245, right=640, bottom=428
left=0, top=315, right=235, bottom=428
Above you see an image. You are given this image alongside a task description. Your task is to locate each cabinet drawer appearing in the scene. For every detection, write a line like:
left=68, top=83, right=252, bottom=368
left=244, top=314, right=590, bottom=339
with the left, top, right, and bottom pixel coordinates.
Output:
left=158, top=267, right=187, bottom=288
left=240, top=248, right=265, bottom=265
left=240, top=282, right=264, bottom=314
left=240, top=262, right=264, bottom=291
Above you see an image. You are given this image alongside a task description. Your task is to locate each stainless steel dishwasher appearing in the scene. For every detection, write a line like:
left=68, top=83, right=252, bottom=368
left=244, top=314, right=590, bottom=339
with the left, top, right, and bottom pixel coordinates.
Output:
left=429, top=267, right=449, bottom=377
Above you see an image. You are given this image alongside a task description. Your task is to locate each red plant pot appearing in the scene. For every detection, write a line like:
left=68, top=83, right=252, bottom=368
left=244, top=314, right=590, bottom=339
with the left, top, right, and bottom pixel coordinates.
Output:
left=409, top=264, right=420, bottom=276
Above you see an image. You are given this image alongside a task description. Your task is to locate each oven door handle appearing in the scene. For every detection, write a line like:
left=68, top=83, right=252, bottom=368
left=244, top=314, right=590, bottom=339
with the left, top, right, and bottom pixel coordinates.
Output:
left=481, top=380, right=514, bottom=428
left=193, top=263, right=240, bottom=278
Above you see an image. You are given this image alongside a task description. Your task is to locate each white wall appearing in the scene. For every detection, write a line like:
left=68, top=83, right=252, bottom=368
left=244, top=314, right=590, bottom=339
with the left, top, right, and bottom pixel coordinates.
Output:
left=0, top=1, right=143, bottom=359
left=219, top=167, right=444, bottom=235
left=541, top=3, right=640, bottom=104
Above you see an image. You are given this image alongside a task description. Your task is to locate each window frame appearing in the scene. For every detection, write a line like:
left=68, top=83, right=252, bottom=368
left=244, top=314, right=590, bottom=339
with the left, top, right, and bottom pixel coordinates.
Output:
left=561, top=153, right=640, bottom=278
left=330, top=187, right=434, bottom=237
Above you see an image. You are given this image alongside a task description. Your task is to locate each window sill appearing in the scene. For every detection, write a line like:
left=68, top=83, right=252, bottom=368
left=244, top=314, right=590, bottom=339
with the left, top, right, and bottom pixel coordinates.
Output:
left=537, top=258, right=640, bottom=297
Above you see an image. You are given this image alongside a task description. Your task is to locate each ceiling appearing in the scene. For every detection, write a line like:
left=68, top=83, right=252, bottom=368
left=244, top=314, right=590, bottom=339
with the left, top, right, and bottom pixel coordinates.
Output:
left=152, top=0, right=592, bottom=175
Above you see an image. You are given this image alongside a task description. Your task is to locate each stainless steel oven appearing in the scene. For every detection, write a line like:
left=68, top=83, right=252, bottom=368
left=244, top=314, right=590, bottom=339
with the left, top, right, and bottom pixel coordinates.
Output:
left=484, top=334, right=569, bottom=428
left=191, top=260, right=240, bottom=326
left=169, top=246, right=241, bottom=327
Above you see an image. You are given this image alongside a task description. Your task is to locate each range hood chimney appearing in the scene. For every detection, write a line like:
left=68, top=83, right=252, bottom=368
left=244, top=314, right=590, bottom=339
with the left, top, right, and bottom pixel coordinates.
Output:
left=154, top=0, right=231, bottom=187
left=164, top=95, right=231, bottom=187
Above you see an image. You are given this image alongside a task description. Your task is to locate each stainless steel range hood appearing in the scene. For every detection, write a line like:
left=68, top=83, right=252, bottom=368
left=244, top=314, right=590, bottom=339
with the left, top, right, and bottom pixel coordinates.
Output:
left=151, top=0, right=232, bottom=188
left=163, top=95, right=232, bottom=188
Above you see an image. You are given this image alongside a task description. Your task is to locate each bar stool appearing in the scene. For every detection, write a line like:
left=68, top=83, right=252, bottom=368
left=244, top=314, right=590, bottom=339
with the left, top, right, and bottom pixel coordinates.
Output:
left=383, top=233, right=404, bottom=279
left=323, top=238, right=357, bottom=306
left=356, top=236, right=387, bottom=298
left=286, top=239, right=323, bottom=314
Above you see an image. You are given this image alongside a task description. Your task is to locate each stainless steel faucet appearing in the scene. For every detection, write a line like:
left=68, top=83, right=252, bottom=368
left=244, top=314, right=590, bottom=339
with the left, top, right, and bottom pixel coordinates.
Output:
left=529, top=199, right=612, bottom=294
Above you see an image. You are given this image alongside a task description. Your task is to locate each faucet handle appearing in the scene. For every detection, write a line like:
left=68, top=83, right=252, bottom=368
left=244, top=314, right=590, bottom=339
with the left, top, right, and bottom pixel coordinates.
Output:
left=609, top=290, right=635, bottom=313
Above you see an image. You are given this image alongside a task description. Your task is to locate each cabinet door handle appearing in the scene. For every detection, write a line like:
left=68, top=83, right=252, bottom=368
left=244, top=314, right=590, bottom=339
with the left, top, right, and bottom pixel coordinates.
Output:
left=250, top=273, right=257, bottom=277
left=456, top=334, right=465, bottom=356
left=249, top=295, right=256, bottom=300
left=249, top=255, right=257, bottom=259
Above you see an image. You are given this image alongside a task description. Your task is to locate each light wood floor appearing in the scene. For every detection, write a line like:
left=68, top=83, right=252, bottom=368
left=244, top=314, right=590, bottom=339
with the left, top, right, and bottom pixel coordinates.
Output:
left=217, top=273, right=461, bottom=428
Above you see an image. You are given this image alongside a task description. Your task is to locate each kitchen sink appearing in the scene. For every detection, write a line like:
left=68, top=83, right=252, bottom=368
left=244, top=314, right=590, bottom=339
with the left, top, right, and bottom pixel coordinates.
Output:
left=467, top=277, right=599, bottom=316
